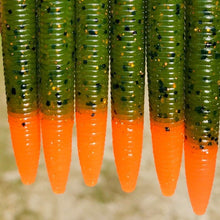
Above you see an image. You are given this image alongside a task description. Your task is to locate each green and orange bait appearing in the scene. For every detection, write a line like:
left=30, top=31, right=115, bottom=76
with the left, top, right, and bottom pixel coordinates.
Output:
left=147, top=0, right=185, bottom=196
left=75, top=0, right=109, bottom=187
left=37, top=0, right=75, bottom=193
left=2, top=0, right=40, bottom=185
left=110, top=0, right=145, bottom=192
left=184, top=0, right=220, bottom=214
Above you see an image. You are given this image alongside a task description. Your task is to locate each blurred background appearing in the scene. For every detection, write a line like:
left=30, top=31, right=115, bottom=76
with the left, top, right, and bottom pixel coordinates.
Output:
left=0, top=34, right=220, bottom=220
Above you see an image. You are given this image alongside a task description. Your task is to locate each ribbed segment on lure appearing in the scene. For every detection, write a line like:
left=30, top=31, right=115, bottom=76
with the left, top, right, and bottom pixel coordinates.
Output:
left=185, top=141, right=218, bottom=215
left=41, top=114, right=73, bottom=194
left=2, top=0, right=40, bottom=184
left=8, top=112, right=40, bottom=184
left=38, top=0, right=75, bottom=193
left=112, top=117, right=143, bottom=193
left=76, top=110, right=107, bottom=186
left=150, top=120, right=184, bottom=196
left=75, top=0, right=109, bottom=186
left=147, top=0, right=185, bottom=195
left=185, top=0, right=220, bottom=214
left=111, top=0, right=145, bottom=192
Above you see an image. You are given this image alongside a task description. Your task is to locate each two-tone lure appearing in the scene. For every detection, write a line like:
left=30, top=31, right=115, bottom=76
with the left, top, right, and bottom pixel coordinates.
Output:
left=185, top=0, right=220, bottom=214
left=111, top=0, right=145, bottom=192
left=147, top=0, right=185, bottom=196
left=75, top=0, right=109, bottom=186
left=1, top=0, right=40, bottom=184
left=38, top=0, right=75, bottom=193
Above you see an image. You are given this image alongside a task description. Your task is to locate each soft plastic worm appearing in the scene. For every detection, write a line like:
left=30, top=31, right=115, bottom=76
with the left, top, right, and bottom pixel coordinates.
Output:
left=37, top=0, right=75, bottom=193
left=146, top=0, right=185, bottom=196
left=184, top=0, right=220, bottom=215
left=110, top=0, right=145, bottom=192
left=1, top=0, right=40, bottom=184
left=75, top=0, right=109, bottom=186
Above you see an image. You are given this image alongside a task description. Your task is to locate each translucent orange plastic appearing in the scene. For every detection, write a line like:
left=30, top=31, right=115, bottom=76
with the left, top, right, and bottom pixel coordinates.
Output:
left=112, top=117, right=143, bottom=193
left=185, top=139, right=218, bottom=215
left=41, top=114, right=74, bottom=194
left=151, top=120, right=184, bottom=196
left=8, top=111, right=40, bottom=185
left=76, top=109, right=107, bottom=186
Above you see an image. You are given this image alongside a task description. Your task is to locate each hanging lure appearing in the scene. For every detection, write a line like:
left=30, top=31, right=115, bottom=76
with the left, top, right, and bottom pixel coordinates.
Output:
left=1, top=0, right=40, bottom=184
left=185, top=0, right=220, bottom=215
left=111, top=0, right=145, bottom=192
left=146, top=0, right=185, bottom=196
left=38, top=0, right=75, bottom=193
left=75, top=0, right=109, bottom=186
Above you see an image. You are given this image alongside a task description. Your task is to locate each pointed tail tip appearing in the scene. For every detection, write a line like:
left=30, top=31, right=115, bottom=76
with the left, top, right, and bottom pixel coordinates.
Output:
left=76, top=109, right=107, bottom=189
left=150, top=120, right=184, bottom=197
left=8, top=112, right=41, bottom=185
left=83, top=176, right=98, bottom=187
left=48, top=173, right=68, bottom=194
left=161, top=186, right=175, bottom=197
left=112, top=117, right=144, bottom=194
left=121, top=184, right=136, bottom=193
left=184, top=139, right=218, bottom=215
left=21, top=177, right=36, bottom=185
left=50, top=173, right=68, bottom=194
left=41, top=113, right=73, bottom=195
left=51, top=186, right=66, bottom=194
left=192, top=205, right=207, bottom=216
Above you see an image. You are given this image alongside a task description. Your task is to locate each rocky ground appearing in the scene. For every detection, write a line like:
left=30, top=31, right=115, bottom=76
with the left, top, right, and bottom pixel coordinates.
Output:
left=0, top=36, right=220, bottom=220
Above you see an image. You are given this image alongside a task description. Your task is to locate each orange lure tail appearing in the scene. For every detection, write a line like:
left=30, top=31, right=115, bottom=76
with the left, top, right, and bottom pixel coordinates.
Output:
left=112, top=117, right=143, bottom=193
left=8, top=112, right=40, bottom=185
left=185, top=139, right=218, bottom=215
left=41, top=114, right=73, bottom=194
left=151, top=120, right=184, bottom=196
left=76, top=109, right=107, bottom=186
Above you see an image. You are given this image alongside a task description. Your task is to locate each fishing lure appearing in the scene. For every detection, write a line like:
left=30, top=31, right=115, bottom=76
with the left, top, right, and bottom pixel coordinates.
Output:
left=1, top=0, right=40, bottom=184
left=38, top=0, right=75, bottom=193
left=75, top=0, right=109, bottom=186
left=185, top=0, right=220, bottom=215
left=146, top=0, right=185, bottom=196
left=111, top=0, right=145, bottom=192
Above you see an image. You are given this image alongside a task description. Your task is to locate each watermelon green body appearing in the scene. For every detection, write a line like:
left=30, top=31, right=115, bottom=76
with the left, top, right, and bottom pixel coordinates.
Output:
left=185, top=0, right=220, bottom=146
left=2, top=0, right=38, bottom=114
left=147, top=0, right=185, bottom=124
left=75, top=0, right=109, bottom=112
left=111, top=0, right=145, bottom=120
left=38, top=0, right=75, bottom=117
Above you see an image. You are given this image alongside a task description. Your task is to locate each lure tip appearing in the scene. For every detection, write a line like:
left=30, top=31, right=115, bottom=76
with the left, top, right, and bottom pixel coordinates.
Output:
left=8, top=112, right=41, bottom=186
left=41, top=114, right=73, bottom=195
left=161, top=186, right=175, bottom=197
left=76, top=110, right=107, bottom=189
left=151, top=120, right=184, bottom=197
left=20, top=177, right=36, bottom=185
left=84, top=179, right=98, bottom=187
left=192, top=206, right=207, bottom=216
left=51, top=186, right=66, bottom=194
left=184, top=139, right=218, bottom=215
left=112, top=117, right=144, bottom=194
left=120, top=182, right=136, bottom=193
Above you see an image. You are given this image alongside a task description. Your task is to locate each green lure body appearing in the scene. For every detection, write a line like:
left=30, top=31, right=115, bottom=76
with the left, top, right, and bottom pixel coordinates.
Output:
left=147, top=0, right=185, bottom=123
left=38, top=0, right=75, bottom=117
left=185, top=0, right=220, bottom=146
left=75, top=0, right=109, bottom=112
left=2, top=0, right=38, bottom=114
left=111, top=0, right=145, bottom=120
